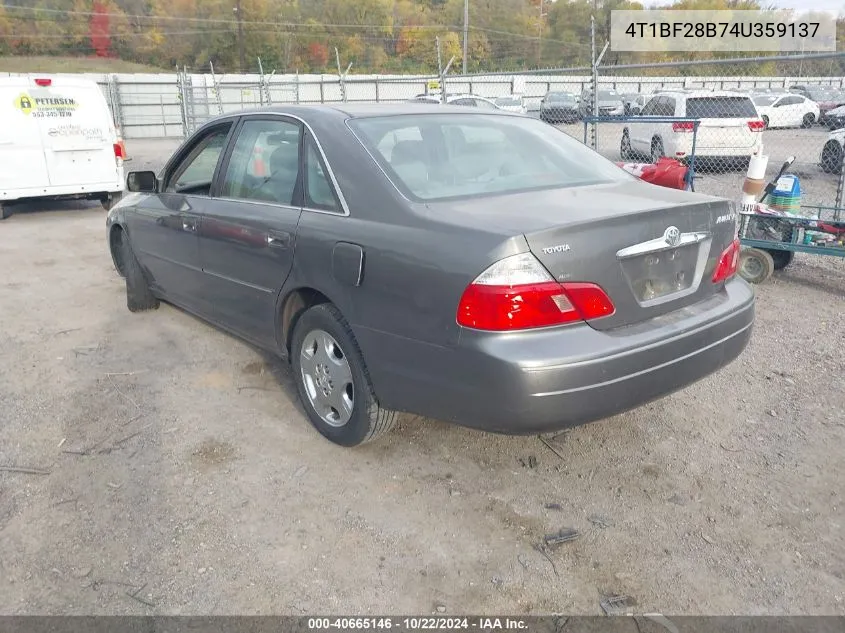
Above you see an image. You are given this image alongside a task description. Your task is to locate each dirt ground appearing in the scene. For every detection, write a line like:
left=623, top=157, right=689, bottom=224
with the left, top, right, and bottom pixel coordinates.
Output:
left=0, top=140, right=844, bottom=616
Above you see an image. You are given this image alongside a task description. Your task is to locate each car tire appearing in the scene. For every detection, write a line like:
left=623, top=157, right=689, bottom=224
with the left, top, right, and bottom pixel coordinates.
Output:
left=738, top=247, right=775, bottom=284
left=121, top=234, right=160, bottom=312
left=620, top=130, right=633, bottom=160
left=821, top=140, right=844, bottom=174
left=291, top=303, right=398, bottom=447
left=761, top=115, right=769, bottom=129
left=801, top=113, right=815, bottom=128
left=0, top=202, right=9, bottom=221
left=102, top=193, right=122, bottom=211
left=766, top=248, right=795, bottom=271
left=650, top=138, right=664, bottom=164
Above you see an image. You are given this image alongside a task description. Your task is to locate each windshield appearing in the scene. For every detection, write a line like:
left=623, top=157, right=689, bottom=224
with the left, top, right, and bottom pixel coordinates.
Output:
left=753, top=95, right=778, bottom=106
left=495, top=97, right=522, bottom=106
left=598, top=90, right=620, bottom=101
left=349, top=113, right=631, bottom=202
left=547, top=93, right=576, bottom=103
left=686, top=96, right=757, bottom=119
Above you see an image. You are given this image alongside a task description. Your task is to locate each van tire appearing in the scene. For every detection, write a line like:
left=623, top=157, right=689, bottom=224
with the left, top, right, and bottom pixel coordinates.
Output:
left=0, top=203, right=9, bottom=221
left=121, top=235, right=159, bottom=312
left=101, top=193, right=122, bottom=211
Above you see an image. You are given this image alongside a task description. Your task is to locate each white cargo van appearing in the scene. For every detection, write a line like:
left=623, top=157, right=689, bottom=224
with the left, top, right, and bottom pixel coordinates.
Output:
left=0, top=75, right=125, bottom=220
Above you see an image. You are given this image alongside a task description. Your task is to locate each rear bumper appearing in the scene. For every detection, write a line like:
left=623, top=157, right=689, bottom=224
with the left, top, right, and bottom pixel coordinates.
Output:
left=0, top=181, right=124, bottom=202
left=360, top=278, right=755, bottom=434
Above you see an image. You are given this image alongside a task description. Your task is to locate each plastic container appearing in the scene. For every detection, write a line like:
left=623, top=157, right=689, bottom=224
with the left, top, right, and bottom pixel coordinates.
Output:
left=769, top=174, right=801, bottom=214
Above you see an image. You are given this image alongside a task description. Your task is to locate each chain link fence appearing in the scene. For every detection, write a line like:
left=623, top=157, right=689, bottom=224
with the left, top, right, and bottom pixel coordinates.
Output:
left=589, top=52, right=845, bottom=211
left=99, top=49, right=845, bottom=211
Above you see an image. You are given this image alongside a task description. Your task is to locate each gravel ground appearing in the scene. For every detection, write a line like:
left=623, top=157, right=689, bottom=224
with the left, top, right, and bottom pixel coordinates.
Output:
left=0, top=139, right=844, bottom=616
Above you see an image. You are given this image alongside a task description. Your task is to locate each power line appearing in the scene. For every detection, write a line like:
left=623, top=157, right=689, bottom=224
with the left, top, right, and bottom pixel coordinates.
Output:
left=0, top=3, right=583, bottom=46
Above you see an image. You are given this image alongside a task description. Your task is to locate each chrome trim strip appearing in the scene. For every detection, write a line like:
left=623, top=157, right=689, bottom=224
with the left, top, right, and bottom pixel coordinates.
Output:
left=202, top=267, right=274, bottom=293
left=211, top=197, right=300, bottom=212
left=616, top=231, right=710, bottom=260
left=209, top=196, right=344, bottom=217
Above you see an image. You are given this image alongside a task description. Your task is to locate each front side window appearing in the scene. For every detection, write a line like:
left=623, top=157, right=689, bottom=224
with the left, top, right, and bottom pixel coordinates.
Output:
left=166, top=124, right=232, bottom=194
left=220, top=118, right=302, bottom=205
left=350, top=113, right=632, bottom=202
left=640, top=98, right=658, bottom=115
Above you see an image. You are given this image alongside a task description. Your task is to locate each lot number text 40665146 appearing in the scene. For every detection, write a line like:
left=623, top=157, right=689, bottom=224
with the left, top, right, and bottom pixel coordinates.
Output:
left=307, top=618, right=529, bottom=630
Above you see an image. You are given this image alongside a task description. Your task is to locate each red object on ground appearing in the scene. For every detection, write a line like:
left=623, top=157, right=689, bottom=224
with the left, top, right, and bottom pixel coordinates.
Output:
left=616, top=157, right=689, bottom=190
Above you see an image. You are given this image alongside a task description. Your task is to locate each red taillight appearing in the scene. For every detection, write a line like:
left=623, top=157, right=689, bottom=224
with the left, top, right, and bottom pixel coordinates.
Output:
left=712, top=238, right=741, bottom=283
left=747, top=120, right=765, bottom=132
left=456, top=253, right=615, bottom=331
left=114, top=141, right=127, bottom=160
left=34, top=78, right=52, bottom=86
left=672, top=121, right=695, bottom=133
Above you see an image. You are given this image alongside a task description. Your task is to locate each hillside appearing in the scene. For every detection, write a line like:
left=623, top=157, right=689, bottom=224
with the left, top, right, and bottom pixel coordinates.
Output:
left=0, top=56, right=166, bottom=74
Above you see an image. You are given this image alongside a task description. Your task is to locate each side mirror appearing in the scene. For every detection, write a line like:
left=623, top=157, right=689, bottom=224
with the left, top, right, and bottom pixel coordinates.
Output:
left=127, top=171, right=158, bottom=193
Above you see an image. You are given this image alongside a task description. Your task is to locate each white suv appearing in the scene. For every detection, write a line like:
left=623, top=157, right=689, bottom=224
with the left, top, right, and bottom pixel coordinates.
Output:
left=621, top=90, right=764, bottom=169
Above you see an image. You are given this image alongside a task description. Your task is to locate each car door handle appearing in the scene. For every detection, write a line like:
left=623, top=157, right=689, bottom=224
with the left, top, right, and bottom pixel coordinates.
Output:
left=181, top=217, right=198, bottom=232
left=266, top=231, right=291, bottom=248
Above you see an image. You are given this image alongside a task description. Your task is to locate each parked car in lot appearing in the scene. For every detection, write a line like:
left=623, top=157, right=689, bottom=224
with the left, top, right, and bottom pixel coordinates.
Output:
left=624, top=94, right=649, bottom=116
left=752, top=93, right=819, bottom=129
left=790, top=85, right=845, bottom=126
left=0, top=75, right=126, bottom=220
left=409, top=93, right=500, bottom=110
left=494, top=95, right=527, bottom=114
left=109, top=104, right=754, bottom=446
left=820, top=128, right=845, bottom=173
left=823, top=104, right=845, bottom=130
left=539, top=91, right=580, bottom=123
left=621, top=90, right=764, bottom=168
left=578, top=88, right=625, bottom=118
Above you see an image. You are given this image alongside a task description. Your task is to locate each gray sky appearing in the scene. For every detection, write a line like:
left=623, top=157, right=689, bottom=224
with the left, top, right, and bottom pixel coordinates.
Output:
left=642, top=0, right=843, bottom=12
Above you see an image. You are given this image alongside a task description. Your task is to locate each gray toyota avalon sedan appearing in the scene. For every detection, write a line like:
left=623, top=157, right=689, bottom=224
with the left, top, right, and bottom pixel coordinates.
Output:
left=107, top=104, right=754, bottom=447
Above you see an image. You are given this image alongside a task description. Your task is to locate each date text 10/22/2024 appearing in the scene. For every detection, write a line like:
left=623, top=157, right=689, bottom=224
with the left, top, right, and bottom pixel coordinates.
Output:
left=307, top=618, right=529, bottom=631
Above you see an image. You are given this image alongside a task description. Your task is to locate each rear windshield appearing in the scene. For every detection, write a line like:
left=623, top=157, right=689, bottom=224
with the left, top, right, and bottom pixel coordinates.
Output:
left=348, top=113, right=631, bottom=202
left=495, top=97, right=521, bottom=106
left=598, top=90, right=620, bottom=100
left=685, top=96, right=757, bottom=119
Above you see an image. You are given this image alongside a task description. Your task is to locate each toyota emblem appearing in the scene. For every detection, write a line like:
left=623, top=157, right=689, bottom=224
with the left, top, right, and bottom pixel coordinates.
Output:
left=664, top=226, right=681, bottom=247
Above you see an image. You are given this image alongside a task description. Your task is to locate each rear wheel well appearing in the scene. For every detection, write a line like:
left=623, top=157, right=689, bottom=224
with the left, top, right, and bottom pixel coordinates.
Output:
left=109, top=224, right=126, bottom=276
left=280, top=288, right=332, bottom=355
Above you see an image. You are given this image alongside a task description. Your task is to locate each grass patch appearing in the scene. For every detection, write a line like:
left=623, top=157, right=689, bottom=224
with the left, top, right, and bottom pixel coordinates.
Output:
left=0, top=56, right=167, bottom=74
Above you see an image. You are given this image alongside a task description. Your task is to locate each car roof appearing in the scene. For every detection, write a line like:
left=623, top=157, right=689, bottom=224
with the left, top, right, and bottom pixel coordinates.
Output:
left=203, top=103, right=515, bottom=123
left=656, top=90, right=754, bottom=98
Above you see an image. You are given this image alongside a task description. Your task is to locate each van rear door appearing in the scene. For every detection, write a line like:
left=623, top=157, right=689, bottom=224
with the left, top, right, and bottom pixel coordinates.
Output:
left=32, top=77, right=119, bottom=188
left=0, top=78, right=51, bottom=195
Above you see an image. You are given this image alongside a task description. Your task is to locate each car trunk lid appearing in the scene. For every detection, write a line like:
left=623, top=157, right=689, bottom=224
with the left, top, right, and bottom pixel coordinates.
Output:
left=517, top=183, right=738, bottom=331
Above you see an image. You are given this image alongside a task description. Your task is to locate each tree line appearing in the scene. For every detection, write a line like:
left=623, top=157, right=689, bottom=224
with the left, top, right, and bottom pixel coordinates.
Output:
left=0, top=0, right=842, bottom=77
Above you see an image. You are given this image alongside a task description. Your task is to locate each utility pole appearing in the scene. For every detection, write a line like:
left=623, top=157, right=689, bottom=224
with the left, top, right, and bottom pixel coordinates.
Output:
left=538, top=0, right=547, bottom=67
left=234, top=0, right=245, bottom=73
left=462, top=0, right=469, bottom=74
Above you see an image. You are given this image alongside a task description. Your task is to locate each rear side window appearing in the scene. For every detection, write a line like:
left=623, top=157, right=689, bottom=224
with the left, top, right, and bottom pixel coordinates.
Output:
left=685, top=97, right=757, bottom=119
